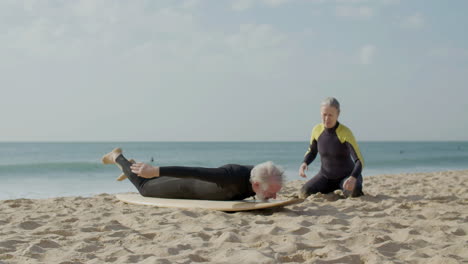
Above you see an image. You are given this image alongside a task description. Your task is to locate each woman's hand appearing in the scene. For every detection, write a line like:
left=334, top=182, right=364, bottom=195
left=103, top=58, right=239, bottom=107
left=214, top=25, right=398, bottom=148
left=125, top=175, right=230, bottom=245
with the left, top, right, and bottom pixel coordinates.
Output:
left=299, top=163, right=308, bottom=178
left=131, top=162, right=158, bottom=178
left=343, top=177, right=356, bottom=191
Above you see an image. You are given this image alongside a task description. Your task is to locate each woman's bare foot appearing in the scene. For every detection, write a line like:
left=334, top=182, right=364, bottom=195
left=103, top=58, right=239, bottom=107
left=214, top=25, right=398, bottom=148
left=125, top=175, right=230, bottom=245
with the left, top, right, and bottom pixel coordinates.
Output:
left=101, top=148, right=122, bottom=164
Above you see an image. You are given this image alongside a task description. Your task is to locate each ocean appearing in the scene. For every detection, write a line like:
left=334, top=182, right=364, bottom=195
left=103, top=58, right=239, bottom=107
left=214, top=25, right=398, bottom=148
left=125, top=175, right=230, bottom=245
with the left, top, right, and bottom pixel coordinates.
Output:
left=1, top=141, right=467, bottom=200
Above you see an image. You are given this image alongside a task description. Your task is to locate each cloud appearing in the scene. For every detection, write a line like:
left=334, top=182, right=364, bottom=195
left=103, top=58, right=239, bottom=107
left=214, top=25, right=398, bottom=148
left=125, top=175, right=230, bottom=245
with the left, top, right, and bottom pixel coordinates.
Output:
left=0, top=1, right=200, bottom=60
left=401, top=13, right=424, bottom=30
left=0, top=0, right=300, bottom=141
left=335, top=0, right=400, bottom=5
left=381, top=0, right=400, bottom=5
left=231, top=0, right=291, bottom=11
left=0, top=0, right=294, bottom=81
left=226, top=24, right=286, bottom=52
left=335, top=0, right=370, bottom=3
left=232, top=0, right=253, bottom=11
left=262, top=0, right=292, bottom=7
left=359, top=44, right=376, bottom=64
left=180, top=0, right=200, bottom=9
left=335, top=5, right=374, bottom=19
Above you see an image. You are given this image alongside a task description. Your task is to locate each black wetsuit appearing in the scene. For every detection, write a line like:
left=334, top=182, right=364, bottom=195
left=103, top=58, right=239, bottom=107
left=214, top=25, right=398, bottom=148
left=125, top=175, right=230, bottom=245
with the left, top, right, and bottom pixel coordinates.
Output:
left=116, top=155, right=256, bottom=200
left=301, top=122, right=364, bottom=197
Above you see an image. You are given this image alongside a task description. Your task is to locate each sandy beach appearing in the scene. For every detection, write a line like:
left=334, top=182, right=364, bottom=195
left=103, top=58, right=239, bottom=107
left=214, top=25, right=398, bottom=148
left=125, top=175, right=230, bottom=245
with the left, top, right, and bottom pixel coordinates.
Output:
left=1, top=170, right=467, bottom=264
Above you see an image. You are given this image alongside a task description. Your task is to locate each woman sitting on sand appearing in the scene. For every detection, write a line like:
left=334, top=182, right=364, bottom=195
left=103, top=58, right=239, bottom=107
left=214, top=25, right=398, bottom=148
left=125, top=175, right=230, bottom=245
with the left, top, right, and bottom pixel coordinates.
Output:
left=298, top=97, right=365, bottom=198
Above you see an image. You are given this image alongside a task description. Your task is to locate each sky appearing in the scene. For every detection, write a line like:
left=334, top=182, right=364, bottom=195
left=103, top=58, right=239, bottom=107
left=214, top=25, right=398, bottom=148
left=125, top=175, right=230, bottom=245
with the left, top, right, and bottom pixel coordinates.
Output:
left=1, top=0, right=467, bottom=142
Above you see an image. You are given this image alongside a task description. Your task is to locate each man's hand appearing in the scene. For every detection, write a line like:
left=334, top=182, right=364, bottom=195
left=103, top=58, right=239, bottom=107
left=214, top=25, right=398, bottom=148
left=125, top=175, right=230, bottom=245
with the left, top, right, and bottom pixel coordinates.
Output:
left=131, top=162, right=158, bottom=178
left=299, top=163, right=308, bottom=178
left=343, top=177, right=356, bottom=191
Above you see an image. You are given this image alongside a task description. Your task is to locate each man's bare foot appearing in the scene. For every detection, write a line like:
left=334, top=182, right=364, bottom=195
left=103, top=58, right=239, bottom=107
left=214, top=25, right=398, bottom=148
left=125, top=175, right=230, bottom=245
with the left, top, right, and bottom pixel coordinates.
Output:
left=101, top=148, right=122, bottom=164
left=116, top=159, right=135, bottom=181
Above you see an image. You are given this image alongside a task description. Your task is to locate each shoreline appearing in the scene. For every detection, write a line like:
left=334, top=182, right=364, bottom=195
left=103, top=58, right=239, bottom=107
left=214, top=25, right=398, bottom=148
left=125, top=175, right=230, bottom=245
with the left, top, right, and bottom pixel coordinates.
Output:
left=1, top=170, right=467, bottom=263
left=1, top=169, right=468, bottom=202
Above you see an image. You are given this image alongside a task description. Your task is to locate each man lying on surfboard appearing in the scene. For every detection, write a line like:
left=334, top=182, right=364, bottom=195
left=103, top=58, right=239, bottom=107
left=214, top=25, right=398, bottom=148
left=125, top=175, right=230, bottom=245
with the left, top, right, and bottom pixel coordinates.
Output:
left=102, top=148, right=284, bottom=201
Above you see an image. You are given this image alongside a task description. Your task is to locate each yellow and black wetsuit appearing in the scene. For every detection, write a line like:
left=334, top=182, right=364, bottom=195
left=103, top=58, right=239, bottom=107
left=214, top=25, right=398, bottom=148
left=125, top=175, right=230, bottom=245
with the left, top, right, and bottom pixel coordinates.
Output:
left=116, top=155, right=256, bottom=200
left=301, top=121, right=364, bottom=197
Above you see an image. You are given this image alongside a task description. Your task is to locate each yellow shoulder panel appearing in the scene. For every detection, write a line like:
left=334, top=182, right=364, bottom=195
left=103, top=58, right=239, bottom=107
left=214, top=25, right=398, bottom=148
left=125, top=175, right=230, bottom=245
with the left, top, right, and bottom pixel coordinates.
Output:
left=311, top=123, right=325, bottom=143
left=304, top=124, right=325, bottom=157
left=336, top=124, right=365, bottom=167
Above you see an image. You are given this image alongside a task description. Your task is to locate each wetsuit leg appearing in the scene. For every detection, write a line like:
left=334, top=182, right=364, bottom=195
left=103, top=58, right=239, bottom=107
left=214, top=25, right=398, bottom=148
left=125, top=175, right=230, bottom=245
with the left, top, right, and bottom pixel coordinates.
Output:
left=115, top=154, right=149, bottom=192
left=115, top=155, right=236, bottom=200
left=301, top=173, right=341, bottom=197
left=139, top=177, right=236, bottom=200
left=340, top=174, right=364, bottom=197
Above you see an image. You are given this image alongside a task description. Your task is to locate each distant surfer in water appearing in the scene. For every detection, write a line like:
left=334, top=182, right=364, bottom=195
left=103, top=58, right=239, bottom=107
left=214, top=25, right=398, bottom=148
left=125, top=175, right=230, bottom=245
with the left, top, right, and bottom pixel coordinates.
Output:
left=299, top=97, right=365, bottom=198
left=102, top=148, right=284, bottom=201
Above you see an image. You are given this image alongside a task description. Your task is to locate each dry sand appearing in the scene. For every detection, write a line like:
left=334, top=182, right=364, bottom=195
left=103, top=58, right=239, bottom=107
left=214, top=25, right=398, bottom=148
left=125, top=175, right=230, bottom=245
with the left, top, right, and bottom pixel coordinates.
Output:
left=1, top=170, right=467, bottom=264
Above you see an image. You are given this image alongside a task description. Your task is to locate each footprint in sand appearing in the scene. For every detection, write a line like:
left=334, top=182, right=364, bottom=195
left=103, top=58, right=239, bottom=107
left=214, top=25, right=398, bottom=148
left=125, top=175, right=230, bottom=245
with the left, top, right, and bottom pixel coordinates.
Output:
left=127, top=254, right=157, bottom=263
left=22, top=244, right=45, bottom=258
left=35, top=239, right=61, bottom=249
left=290, top=227, right=311, bottom=235
left=167, top=244, right=192, bottom=255
left=33, top=229, right=74, bottom=237
left=74, top=242, right=103, bottom=253
left=18, top=221, right=41, bottom=230
left=265, top=226, right=282, bottom=235
left=213, top=232, right=241, bottom=243
left=0, top=240, right=28, bottom=253
left=188, top=254, right=210, bottom=263
left=254, top=219, right=274, bottom=225
left=451, top=227, right=466, bottom=236
left=103, top=220, right=129, bottom=231
left=376, top=241, right=405, bottom=256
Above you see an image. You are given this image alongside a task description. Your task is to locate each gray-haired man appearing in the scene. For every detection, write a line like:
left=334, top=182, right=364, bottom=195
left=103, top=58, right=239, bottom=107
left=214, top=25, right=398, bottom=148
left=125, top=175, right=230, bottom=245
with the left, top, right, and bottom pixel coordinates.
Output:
left=102, top=148, right=284, bottom=201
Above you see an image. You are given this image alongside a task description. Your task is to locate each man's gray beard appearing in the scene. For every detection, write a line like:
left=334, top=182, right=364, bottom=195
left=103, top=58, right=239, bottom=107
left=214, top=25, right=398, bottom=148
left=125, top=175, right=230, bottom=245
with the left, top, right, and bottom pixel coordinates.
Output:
left=255, top=193, right=267, bottom=202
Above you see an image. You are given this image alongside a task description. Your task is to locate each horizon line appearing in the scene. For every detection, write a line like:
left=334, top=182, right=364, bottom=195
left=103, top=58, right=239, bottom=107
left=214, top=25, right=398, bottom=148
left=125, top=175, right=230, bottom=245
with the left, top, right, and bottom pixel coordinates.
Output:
left=1, top=140, right=467, bottom=143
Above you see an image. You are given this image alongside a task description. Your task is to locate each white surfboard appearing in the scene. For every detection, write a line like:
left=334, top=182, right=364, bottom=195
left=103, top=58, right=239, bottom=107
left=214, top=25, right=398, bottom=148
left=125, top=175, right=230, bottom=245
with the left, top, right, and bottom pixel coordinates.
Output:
left=116, top=193, right=303, bottom=212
